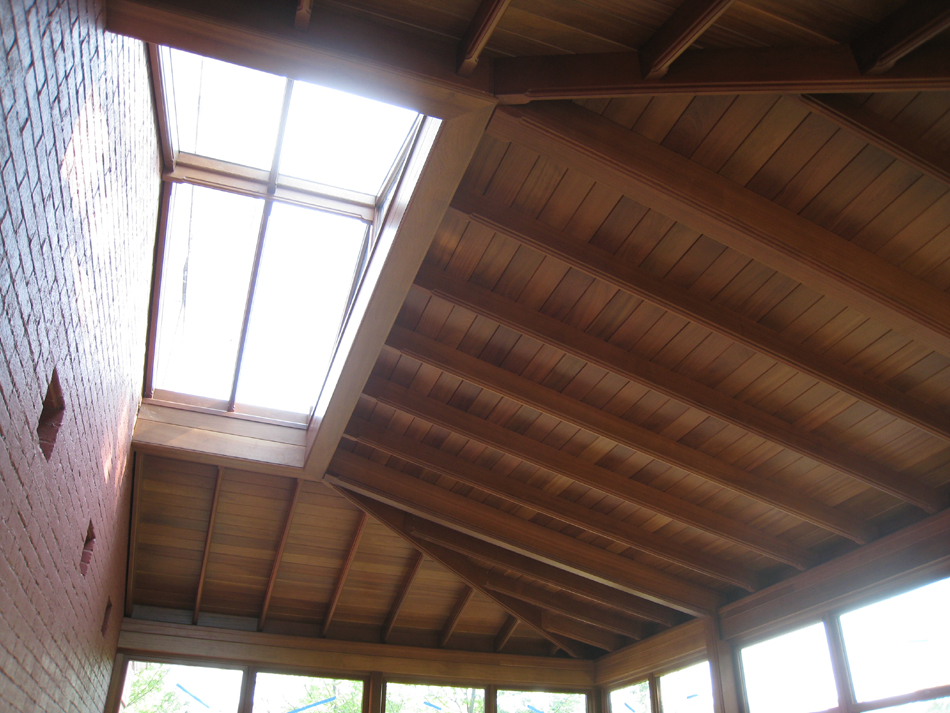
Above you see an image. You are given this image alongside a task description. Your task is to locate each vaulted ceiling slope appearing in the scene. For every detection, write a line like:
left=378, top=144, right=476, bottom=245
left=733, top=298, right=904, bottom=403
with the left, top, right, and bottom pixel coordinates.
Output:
left=122, top=0, right=950, bottom=661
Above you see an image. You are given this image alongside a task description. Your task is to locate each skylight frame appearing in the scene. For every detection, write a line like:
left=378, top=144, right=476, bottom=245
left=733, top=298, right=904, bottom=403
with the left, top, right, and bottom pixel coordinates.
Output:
left=144, top=45, right=424, bottom=426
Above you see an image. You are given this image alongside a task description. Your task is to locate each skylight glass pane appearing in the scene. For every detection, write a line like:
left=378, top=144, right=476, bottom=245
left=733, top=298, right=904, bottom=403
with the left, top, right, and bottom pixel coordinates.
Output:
left=155, top=184, right=263, bottom=400
left=169, top=49, right=285, bottom=169
left=740, top=622, right=839, bottom=713
left=279, top=80, right=418, bottom=195
left=840, top=576, right=950, bottom=703
left=235, top=203, right=366, bottom=414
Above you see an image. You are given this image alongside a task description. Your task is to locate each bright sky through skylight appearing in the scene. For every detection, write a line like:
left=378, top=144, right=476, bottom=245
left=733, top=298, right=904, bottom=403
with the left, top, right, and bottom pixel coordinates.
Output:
left=840, top=576, right=950, bottom=703
left=235, top=203, right=366, bottom=414
left=279, top=81, right=419, bottom=195
left=155, top=184, right=263, bottom=401
left=740, top=622, right=839, bottom=713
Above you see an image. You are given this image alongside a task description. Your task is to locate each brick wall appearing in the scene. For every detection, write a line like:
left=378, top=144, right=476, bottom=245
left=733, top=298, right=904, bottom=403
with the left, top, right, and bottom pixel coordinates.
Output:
left=0, top=0, right=160, bottom=711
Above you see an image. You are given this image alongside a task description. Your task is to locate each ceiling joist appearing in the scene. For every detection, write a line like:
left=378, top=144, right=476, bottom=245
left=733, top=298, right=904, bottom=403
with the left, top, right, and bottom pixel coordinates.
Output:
left=322, top=511, right=368, bottom=637
left=457, top=0, right=512, bottom=77
left=638, top=0, right=736, bottom=80
left=193, top=467, right=223, bottom=626
left=440, top=586, right=474, bottom=648
left=382, top=551, right=425, bottom=643
left=259, top=479, right=302, bottom=631
left=850, top=0, right=950, bottom=75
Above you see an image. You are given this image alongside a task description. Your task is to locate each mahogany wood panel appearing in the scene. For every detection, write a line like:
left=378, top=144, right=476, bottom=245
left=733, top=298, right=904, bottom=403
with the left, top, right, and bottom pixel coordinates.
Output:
left=540, top=611, right=623, bottom=652
left=850, top=0, right=950, bottom=75
left=487, top=101, right=950, bottom=359
left=639, top=0, right=736, bottom=79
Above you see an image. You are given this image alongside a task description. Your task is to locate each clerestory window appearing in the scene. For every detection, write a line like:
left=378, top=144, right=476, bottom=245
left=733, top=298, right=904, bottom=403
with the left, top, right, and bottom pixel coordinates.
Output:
left=145, top=47, right=422, bottom=423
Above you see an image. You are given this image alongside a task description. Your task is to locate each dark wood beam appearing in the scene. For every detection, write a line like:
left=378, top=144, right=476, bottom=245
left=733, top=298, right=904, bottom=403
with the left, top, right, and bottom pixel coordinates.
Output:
left=194, top=466, right=223, bottom=625
left=798, top=94, right=950, bottom=188
left=440, top=586, right=474, bottom=647
left=125, top=452, right=143, bottom=617
left=541, top=611, right=623, bottom=652
left=457, top=0, right=512, bottom=77
left=322, top=511, right=368, bottom=637
left=448, top=192, right=946, bottom=512
left=370, top=346, right=871, bottom=545
left=326, top=448, right=725, bottom=616
left=259, top=479, right=302, bottom=631
left=350, top=410, right=759, bottom=590
left=639, top=0, right=736, bottom=79
left=334, top=489, right=586, bottom=657
left=363, top=369, right=815, bottom=569
left=493, top=43, right=950, bottom=103
left=294, top=0, right=313, bottom=30
left=704, top=617, right=742, bottom=713
left=494, top=615, right=518, bottom=652
left=487, top=101, right=950, bottom=359
left=406, top=515, right=682, bottom=628
left=851, top=0, right=950, bottom=75
left=382, top=551, right=424, bottom=643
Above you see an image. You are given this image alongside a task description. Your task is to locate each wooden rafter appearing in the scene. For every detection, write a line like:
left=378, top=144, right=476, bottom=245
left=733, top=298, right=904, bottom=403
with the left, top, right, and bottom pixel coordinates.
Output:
left=333, top=489, right=587, bottom=657
left=447, top=191, right=946, bottom=512
left=540, top=611, right=623, bottom=652
left=494, top=615, right=518, bottom=652
left=382, top=551, right=425, bottom=643
left=487, top=101, right=950, bottom=359
left=322, top=511, right=368, bottom=637
left=194, top=466, right=223, bottom=625
left=125, top=452, right=143, bottom=617
left=440, top=586, right=474, bottom=648
left=326, top=448, right=725, bottom=616
left=367, top=363, right=871, bottom=544
left=350, top=413, right=759, bottom=590
left=851, top=0, right=950, bottom=75
left=457, top=0, right=512, bottom=77
left=639, top=0, right=736, bottom=79
left=798, top=94, right=950, bottom=189
left=259, top=479, right=303, bottom=631
left=363, top=368, right=815, bottom=569
left=492, top=43, right=950, bottom=103
left=406, top=516, right=682, bottom=628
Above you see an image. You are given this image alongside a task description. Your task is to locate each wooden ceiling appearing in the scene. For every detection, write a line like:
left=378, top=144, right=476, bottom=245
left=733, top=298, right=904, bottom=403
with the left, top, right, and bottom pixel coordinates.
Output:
left=126, top=0, right=950, bottom=663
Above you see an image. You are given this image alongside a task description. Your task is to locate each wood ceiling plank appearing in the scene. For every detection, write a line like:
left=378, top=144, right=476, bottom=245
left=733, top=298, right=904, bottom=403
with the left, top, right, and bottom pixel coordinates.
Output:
left=382, top=551, right=425, bottom=642
left=493, top=44, right=950, bottom=103
left=639, top=0, right=737, bottom=79
left=487, top=100, right=950, bottom=362
left=364, top=366, right=816, bottom=568
left=322, top=512, right=368, bottom=637
left=850, top=0, right=950, bottom=75
left=540, top=611, right=623, bottom=652
left=352, top=389, right=760, bottom=590
left=327, top=448, right=726, bottom=616
left=447, top=191, right=946, bottom=511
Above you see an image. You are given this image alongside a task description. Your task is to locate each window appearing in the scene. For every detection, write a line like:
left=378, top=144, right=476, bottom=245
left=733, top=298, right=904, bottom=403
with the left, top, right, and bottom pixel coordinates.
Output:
left=119, top=660, right=244, bottom=712
left=739, top=622, right=838, bottom=713
left=658, top=662, right=713, bottom=713
left=497, top=690, right=587, bottom=713
left=385, top=682, right=484, bottom=713
left=148, top=47, right=422, bottom=421
left=609, top=680, right=652, bottom=713
left=252, top=672, right=363, bottom=713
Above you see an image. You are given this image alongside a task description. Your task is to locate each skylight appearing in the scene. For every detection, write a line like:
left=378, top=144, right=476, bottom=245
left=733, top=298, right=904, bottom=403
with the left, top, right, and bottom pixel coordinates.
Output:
left=149, top=48, right=422, bottom=420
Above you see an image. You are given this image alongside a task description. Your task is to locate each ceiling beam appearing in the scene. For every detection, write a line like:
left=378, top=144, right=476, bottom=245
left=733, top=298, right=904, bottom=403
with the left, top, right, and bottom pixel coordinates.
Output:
left=322, top=512, right=368, bottom=637
left=382, top=551, right=425, bottom=643
left=492, top=43, right=950, bottom=103
left=494, top=615, right=518, bottom=652
left=406, top=515, right=682, bottom=628
left=351, top=403, right=759, bottom=590
left=487, top=101, right=950, bottom=359
left=639, top=0, right=736, bottom=79
left=540, top=611, right=624, bottom=652
left=458, top=0, right=512, bottom=77
left=259, top=479, right=303, bottom=631
left=364, top=370, right=816, bottom=568
left=334, top=489, right=586, bottom=657
left=326, top=448, right=724, bottom=616
left=447, top=192, right=946, bottom=512
left=440, top=586, right=475, bottom=648
left=194, top=467, right=223, bottom=625
left=125, top=452, right=143, bottom=617
left=798, top=94, right=950, bottom=188
left=851, top=0, right=950, bottom=75
left=373, top=334, right=871, bottom=545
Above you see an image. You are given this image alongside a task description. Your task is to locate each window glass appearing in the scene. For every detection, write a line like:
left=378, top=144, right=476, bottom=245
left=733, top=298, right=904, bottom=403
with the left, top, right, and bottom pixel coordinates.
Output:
left=871, top=697, right=950, bottom=713
left=279, top=80, right=418, bottom=195
left=740, top=622, right=838, bottom=713
left=252, top=672, right=363, bottom=713
left=119, top=660, right=243, bottom=713
left=610, top=681, right=651, bottom=713
left=496, top=690, right=587, bottom=713
left=840, top=576, right=950, bottom=703
left=658, top=662, right=713, bottom=713
left=169, top=49, right=285, bottom=169
left=385, top=682, right=484, bottom=713
left=235, top=203, right=366, bottom=414
left=155, top=184, right=263, bottom=400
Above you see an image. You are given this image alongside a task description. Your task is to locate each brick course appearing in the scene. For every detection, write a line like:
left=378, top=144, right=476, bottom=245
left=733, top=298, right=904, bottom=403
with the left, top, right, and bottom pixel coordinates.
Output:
left=0, top=0, right=160, bottom=711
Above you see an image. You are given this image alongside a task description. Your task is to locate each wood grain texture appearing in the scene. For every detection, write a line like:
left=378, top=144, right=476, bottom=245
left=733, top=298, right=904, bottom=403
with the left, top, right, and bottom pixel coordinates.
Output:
left=323, top=512, right=368, bottom=636
left=193, top=467, right=223, bottom=625
left=458, top=0, right=512, bottom=76
left=850, top=0, right=950, bottom=75
left=639, top=0, right=736, bottom=79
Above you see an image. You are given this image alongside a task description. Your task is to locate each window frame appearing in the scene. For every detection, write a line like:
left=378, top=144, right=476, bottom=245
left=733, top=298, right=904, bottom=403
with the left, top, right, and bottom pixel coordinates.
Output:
left=143, top=44, right=423, bottom=426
